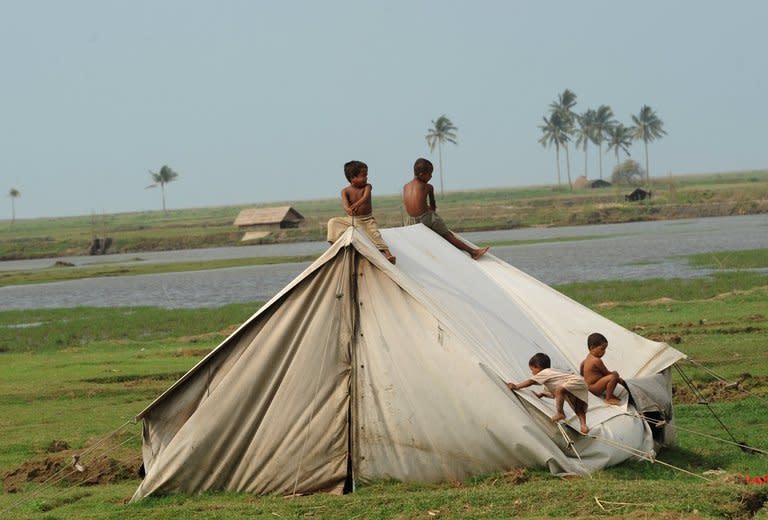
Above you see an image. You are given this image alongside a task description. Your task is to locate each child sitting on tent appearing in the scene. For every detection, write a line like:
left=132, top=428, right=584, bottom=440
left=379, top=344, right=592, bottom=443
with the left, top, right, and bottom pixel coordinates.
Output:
left=327, top=160, right=396, bottom=264
left=507, top=352, right=589, bottom=434
left=402, top=158, right=489, bottom=260
left=581, top=332, right=626, bottom=405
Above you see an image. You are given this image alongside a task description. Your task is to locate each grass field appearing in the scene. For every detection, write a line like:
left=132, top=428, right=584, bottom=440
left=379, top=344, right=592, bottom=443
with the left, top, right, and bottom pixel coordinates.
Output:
left=2, top=169, right=767, bottom=260
left=1, top=260, right=766, bottom=518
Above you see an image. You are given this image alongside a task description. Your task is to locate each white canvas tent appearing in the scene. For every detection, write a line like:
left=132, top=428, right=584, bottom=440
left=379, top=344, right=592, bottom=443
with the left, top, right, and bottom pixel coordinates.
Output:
left=132, top=225, right=685, bottom=500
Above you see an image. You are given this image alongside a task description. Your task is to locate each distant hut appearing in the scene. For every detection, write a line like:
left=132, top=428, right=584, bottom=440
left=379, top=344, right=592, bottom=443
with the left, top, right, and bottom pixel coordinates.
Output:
left=234, top=206, right=305, bottom=241
left=573, top=175, right=590, bottom=189
left=591, top=179, right=612, bottom=189
left=625, top=188, right=652, bottom=202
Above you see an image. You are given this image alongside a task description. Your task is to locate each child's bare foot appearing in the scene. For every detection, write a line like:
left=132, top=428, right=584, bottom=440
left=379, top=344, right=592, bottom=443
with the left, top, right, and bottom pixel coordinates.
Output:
left=580, top=423, right=589, bottom=434
left=471, top=246, right=490, bottom=260
left=604, top=397, right=621, bottom=405
left=551, top=412, right=566, bottom=423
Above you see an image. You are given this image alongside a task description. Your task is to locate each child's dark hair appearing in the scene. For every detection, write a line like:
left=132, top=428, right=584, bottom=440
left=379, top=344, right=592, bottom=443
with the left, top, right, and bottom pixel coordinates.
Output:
left=587, top=332, right=608, bottom=349
left=528, top=353, right=551, bottom=370
left=414, top=157, right=434, bottom=176
left=344, top=160, right=367, bottom=181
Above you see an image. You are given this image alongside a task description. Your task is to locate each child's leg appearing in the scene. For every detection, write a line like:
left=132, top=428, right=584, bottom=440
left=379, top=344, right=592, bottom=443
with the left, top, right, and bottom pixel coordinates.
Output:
left=571, top=396, right=589, bottom=434
left=551, top=386, right=567, bottom=422
left=588, top=373, right=621, bottom=404
left=443, top=232, right=490, bottom=260
left=380, top=248, right=396, bottom=264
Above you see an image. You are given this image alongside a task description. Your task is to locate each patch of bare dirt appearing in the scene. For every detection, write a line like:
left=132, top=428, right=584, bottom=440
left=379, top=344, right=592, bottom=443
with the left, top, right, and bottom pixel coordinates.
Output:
left=673, top=374, right=768, bottom=404
left=46, top=440, right=70, bottom=453
left=646, top=297, right=678, bottom=305
left=172, top=347, right=213, bottom=357
left=3, top=452, right=142, bottom=493
left=503, top=466, right=529, bottom=485
left=739, top=489, right=767, bottom=517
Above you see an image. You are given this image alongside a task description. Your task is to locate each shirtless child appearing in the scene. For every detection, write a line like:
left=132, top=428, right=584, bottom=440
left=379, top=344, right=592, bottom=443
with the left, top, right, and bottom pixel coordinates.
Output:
left=327, top=160, right=396, bottom=264
left=581, top=332, right=625, bottom=405
left=508, top=352, right=589, bottom=434
left=402, top=158, right=489, bottom=260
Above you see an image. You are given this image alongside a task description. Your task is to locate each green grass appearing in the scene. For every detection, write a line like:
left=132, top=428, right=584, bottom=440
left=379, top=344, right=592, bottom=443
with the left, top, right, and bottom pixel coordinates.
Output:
left=478, top=234, right=618, bottom=248
left=686, top=248, right=768, bottom=269
left=0, top=255, right=317, bottom=288
left=2, top=169, right=767, bottom=259
left=1, top=271, right=767, bottom=517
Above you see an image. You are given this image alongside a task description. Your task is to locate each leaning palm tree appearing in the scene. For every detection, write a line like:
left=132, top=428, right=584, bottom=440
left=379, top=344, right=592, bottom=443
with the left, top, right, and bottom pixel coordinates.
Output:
left=549, top=89, right=577, bottom=187
left=425, top=115, right=458, bottom=199
left=8, top=188, right=20, bottom=224
left=592, top=105, right=616, bottom=180
left=605, top=124, right=634, bottom=167
left=146, top=165, right=179, bottom=214
left=575, top=109, right=596, bottom=179
left=631, top=105, right=666, bottom=184
left=538, top=111, right=570, bottom=188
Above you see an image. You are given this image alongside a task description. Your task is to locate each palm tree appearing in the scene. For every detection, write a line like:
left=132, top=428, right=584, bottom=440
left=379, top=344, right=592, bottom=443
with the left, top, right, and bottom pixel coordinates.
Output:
left=575, top=109, right=596, bottom=179
left=538, top=111, right=570, bottom=188
left=631, top=105, right=666, bottom=184
left=605, top=124, right=634, bottom=167
left=592, top=105, right=616, bottom=180
left=425, top=115, right=458, bottom=199
left=549, top=90, right=577, bottom=189
left=146, top=165, right=180, bottom=214
left=8, top=188, right=20, bottom=224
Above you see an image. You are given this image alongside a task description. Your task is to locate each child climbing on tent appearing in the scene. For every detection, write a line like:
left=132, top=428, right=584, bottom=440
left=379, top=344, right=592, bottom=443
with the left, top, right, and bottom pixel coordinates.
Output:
left=507, top=353, right=589, bottom=434
left=581, top=332, right=626, bottom=405
left=402, top=158, right=489, bottom=260
left=327, top=160, right=396, bottom=264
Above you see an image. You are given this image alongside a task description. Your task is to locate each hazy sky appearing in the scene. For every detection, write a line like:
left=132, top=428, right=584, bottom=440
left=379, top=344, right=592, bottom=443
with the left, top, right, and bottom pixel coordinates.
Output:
left=2, top=1, right=766, bottom=218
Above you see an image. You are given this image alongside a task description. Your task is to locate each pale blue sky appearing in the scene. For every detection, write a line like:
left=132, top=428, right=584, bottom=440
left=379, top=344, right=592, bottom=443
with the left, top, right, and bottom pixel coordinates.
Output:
left=1, top=1, right=766, bottom=218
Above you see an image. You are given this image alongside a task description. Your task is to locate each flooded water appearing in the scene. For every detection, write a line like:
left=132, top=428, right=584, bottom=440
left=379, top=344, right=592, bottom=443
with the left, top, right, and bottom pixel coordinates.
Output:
left=1, top=215, right=765, bottom=310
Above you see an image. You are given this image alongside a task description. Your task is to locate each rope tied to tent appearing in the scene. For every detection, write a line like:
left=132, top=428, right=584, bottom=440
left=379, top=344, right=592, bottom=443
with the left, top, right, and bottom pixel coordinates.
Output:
left=673, top=363, right=760, bottom=454
left=583, top=430, right=711, bottom=481
left=625, top=412, right=767, bottom=456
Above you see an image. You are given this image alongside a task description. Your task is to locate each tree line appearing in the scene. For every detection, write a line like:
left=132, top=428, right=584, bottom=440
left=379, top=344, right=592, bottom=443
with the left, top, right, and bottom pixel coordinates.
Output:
left=539, top=89, right=666, bottom=189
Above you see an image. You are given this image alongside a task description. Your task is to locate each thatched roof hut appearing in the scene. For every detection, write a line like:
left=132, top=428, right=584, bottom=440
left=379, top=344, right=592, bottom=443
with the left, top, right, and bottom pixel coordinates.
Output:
left=233, top=206, right=305, bottom=229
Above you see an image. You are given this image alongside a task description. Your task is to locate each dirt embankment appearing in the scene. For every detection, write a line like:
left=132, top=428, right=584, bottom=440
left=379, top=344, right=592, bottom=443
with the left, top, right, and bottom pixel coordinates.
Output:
left=3, top=439, right=141, bottom=494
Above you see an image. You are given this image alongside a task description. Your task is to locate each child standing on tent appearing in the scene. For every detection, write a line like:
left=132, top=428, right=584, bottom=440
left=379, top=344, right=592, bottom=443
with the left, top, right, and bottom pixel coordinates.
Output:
left=402, top=158, right=489, bottom=260
left=581, top=332, right=625, bottom=405
left=327, top=160, right=396, bottom=264
left=507, top=353, right=590, bottom=434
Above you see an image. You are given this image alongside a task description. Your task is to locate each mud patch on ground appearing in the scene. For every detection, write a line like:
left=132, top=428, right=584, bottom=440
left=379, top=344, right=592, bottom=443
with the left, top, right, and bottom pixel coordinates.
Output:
left=82, top=371, right=185, bottom=385
left=3, top=452, right=142, bottom=493
left=177, top=325, right=238, bottom=345
left=673, top=374, right=768, bottom=404
left=739, top=489, right=767, bottom=517
left=172, top=347, right=213, bottom=357
left=46, top=440, right=71, bottom=453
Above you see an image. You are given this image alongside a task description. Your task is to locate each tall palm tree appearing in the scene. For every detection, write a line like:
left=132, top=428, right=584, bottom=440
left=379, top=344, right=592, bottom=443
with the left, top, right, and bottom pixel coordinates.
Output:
left=605, top=124, right=634, bottom=167
left=575, top=109, right=596, bottom=179
left=592, top=105, right=616, bottom=180
left=425, top=115, right=458, bottom=199
left=538, top=111, right=570, bottom=188
left=549, top=89, right=577, bottom=190
left=631, top=105, right=666, bottom=184
left=8, top=188, right=20, bottom=224
left=146, top=165, right=180, bottom=214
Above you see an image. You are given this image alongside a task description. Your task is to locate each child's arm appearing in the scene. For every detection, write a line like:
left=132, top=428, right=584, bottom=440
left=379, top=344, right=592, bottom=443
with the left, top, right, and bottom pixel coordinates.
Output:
left=341, top=188, right=355, bottom=215
left=508, top=380, right=550, bottom=399
left=343, top=185, right=372, bottom=216
left=427, top=184, right=436, bottom=211
left=507, top=379, right=538, bottom=391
